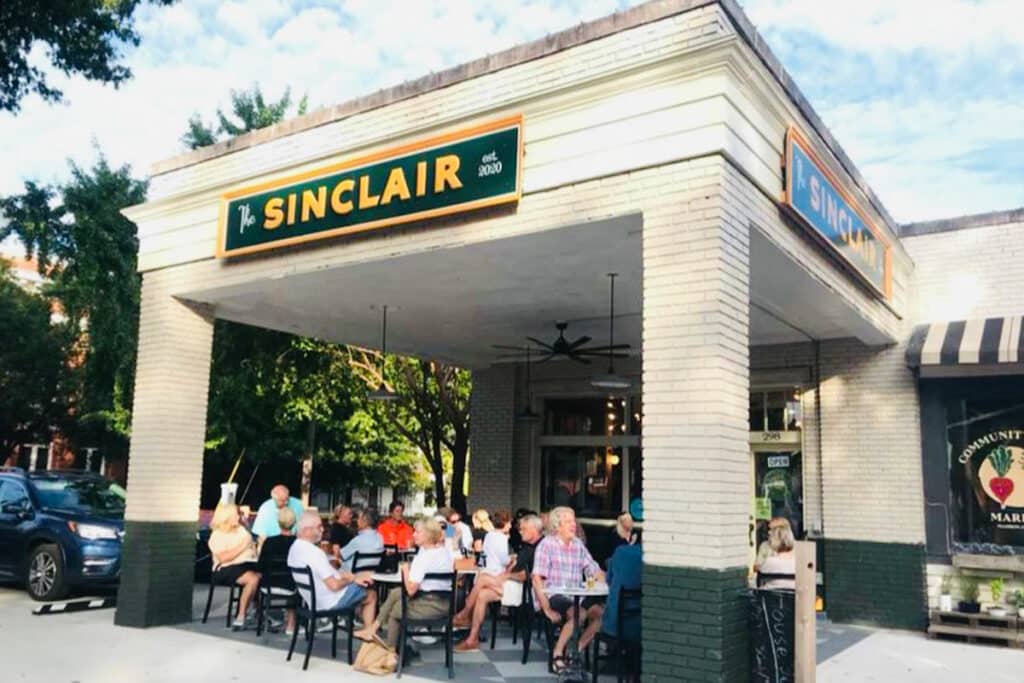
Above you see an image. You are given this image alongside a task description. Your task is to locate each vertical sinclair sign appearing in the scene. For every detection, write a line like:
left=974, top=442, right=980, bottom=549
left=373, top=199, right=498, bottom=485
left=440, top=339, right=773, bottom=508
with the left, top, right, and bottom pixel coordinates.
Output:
left=217, top=116, right=523, bottom=258
left=783, top=126, right=892, bottom=299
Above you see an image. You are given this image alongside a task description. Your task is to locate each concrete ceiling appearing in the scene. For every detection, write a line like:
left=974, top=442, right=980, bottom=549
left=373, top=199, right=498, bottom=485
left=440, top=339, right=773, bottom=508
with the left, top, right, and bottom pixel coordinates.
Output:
left=182, top=215, right=888, bottom=369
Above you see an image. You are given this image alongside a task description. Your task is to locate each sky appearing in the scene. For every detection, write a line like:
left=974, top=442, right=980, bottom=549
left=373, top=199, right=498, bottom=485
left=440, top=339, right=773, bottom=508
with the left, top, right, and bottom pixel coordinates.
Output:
left=0, top=0, right=1022, bottom=228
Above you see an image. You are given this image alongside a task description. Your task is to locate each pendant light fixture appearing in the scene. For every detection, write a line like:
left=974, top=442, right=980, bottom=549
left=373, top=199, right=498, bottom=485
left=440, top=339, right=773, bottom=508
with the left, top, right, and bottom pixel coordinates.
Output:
left=516, top=346, right=541, bottom=422
left=591, top=273, right=632, bottom=391
left=367, top=304, right=399, bottom=402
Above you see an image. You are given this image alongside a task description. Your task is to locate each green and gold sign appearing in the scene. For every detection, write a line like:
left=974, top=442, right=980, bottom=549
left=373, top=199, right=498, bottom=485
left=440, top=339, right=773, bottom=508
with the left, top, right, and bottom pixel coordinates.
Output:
left=217, top=116, right=523, bottom=258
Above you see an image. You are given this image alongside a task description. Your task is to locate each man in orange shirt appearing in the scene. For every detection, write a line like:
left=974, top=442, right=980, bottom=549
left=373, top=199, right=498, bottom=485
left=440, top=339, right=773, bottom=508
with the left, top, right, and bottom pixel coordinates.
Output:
left=377, top=500, right=414, bottom=549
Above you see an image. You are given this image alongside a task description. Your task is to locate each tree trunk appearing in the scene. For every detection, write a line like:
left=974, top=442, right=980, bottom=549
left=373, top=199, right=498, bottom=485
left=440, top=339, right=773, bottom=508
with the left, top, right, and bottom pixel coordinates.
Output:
left=450, top=435, right=468, bottom=515
left=300, top=420, right=315, bottom=508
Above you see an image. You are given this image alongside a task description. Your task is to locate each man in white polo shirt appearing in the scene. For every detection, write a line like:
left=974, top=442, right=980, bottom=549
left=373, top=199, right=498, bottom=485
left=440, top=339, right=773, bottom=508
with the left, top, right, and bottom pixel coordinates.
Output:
left=288, top=510, right=376, bottom=629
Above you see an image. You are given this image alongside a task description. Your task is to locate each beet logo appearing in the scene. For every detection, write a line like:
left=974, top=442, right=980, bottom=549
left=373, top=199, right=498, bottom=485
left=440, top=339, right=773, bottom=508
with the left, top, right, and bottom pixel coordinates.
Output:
left=978, top=444, right=1024, bottom=510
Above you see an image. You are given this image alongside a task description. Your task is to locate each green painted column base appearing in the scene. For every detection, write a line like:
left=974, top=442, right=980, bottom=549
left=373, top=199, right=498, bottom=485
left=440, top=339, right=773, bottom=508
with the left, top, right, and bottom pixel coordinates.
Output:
left=643, top=564, right=749, bottom=683
left=824, top=538, right=927, bottom=630
left=114, top=521, right=198, bottom=628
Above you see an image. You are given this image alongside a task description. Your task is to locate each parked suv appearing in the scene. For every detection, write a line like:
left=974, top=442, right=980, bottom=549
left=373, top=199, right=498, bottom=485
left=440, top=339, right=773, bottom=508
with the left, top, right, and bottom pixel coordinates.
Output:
left=0, top=468, right=125, bottom=601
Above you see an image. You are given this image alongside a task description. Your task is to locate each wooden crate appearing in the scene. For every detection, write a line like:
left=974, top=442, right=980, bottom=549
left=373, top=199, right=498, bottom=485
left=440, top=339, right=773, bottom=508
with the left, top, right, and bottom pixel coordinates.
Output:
left=927, top=610, right=1024, bottom=649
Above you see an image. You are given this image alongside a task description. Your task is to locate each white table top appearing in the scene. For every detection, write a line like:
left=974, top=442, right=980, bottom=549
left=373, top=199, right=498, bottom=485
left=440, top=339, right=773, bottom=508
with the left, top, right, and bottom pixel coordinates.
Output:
left=543, top=583, right=610, bottom=598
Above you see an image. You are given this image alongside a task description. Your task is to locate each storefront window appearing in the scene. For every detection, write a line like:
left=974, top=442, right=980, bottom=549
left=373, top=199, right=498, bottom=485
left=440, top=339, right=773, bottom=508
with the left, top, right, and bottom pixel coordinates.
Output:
left=627, top=447, right=643, bottom=521
left=948, top=398, right=1024, bottom=549
left=749, top=389, right=802, bottom=432
left=541, top=446, right=623, bottom=518
left=544, top=397, right=628, bottom=436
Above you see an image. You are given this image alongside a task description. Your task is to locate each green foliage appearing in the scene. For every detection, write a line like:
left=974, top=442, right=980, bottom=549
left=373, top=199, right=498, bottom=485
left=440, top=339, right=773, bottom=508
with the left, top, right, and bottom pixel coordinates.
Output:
left=182, top=84, right=309, bottom=150
left=990, top=577, right=1004, bottom=603
left=0, top=260, right=70, bottom=456
left=0, top=153, right=146, bottom=456
left=0, top=0, right=174, bottom=112
left=958, top=575, right=980, bottom=602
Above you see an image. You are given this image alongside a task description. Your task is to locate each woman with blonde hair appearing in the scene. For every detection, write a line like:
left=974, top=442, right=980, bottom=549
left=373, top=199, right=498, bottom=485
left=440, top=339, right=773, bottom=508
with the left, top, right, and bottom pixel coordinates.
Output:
left=611, top=511, right=639, bottom=553
left=355, top=518, right=454, bottom=650
left=757, top=521, right=796, bottom=590
left=208, top=503, right=262, bottom=629
left=470, top=509, right=494, bottom=552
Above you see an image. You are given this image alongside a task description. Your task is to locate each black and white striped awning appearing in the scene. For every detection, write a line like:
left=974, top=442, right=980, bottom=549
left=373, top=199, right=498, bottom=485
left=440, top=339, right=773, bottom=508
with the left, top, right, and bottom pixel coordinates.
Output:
left=906, top=317, right=1024, bottom=374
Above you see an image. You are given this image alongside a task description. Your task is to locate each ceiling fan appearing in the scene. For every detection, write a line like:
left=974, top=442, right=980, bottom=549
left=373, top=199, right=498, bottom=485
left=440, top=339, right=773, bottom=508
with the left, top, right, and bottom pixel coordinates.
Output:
left=493, top=296, right=631, bottom=365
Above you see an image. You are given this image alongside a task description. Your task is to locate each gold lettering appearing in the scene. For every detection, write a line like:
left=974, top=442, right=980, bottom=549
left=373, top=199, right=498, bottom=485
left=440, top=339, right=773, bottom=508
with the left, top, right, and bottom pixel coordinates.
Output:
left=286, top=193, right=297, bottom=226
left=358, top=175, right=380, bottom=209
left=264, top=197, right=284, bottom=230
left=301, top=187, right=327, bottom=222
left=434, top=154, right=462, bottom=193
left=380, top=167, right=411, bottom=205
left=416, top=161, right=428, bottom=197
left=331, top=179, right=355, bottom=215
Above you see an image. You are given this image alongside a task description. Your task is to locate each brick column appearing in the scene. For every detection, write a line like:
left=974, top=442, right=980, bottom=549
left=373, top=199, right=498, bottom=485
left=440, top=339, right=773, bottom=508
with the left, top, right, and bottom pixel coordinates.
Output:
left=641, top=163, right=751, bottom=681
left=467, top=365, right=516, bottom=513
left=115, top=269, right=214, bottom=627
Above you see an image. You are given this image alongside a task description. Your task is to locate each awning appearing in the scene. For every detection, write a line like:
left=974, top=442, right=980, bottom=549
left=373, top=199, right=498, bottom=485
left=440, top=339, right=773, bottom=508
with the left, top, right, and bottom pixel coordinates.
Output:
left=906, top=317, right=1024, bottom=373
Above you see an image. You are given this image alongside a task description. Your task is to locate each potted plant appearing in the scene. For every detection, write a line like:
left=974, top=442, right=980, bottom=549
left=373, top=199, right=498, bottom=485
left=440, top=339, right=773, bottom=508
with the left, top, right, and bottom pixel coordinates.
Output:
left=957, top=576, right=981, bottom=614
left=988, top=578, right=1007, bottom=617
left=938, top=575, right=953, bottom=612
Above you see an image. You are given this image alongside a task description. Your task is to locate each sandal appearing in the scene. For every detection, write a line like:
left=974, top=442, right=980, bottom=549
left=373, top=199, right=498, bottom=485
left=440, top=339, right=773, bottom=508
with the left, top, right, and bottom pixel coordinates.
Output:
left=551, top=655, right=567, bottom=673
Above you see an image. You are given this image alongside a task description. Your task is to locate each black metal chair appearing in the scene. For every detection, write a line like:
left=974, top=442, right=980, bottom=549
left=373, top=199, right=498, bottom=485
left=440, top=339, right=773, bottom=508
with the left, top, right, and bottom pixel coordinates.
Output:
left=590, top=586, right=642, bottom=683
left=201, top=569, right=244, bottom=628
left=286, top=565, right=360, bottom=670
left=255, top=559, right=298, bottom=637
left=351, top=551, right=385, bottom=572
left=519, top=574, right=557, bottom=666
left=485, top=579, right=526, bottom=650
left=396, top=571, right=457, bottom=680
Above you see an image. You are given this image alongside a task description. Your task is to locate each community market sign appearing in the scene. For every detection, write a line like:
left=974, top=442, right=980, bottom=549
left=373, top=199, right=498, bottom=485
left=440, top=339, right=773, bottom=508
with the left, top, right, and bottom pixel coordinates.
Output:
left=783, top=126, right=892, bottom=299
left=217, top=116, right=523, bottom=258
left=961, top=430, right=1024, bottom=535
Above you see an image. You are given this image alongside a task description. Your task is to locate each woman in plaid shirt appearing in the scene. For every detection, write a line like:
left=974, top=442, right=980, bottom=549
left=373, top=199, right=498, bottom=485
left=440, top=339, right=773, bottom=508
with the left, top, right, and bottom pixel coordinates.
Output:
left=531, top=506, right=605, bottom=670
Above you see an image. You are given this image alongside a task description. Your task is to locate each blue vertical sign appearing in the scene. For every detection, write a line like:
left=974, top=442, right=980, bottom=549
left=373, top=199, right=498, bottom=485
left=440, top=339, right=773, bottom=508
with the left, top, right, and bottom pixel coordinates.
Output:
left=784, top=127, right=891, bottom=299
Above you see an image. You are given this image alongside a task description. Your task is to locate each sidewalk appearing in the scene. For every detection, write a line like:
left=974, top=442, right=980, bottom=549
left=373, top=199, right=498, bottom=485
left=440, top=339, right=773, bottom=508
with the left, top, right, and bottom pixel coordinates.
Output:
left=2, top=585, right=1023, bottom=681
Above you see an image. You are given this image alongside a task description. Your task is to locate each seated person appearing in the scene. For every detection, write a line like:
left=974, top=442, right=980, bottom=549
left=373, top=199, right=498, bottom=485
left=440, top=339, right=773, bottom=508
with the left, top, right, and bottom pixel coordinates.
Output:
left=441, top=507, right=474, bottom=555
left=377, top=500, right=415, bottom=550
left=257, top=507, right=298, bottom=635
left=329, top=505, right=355, bottom=557
left=340, top=507, right=385, bottom=572
left=481, top=510, right=511, bottom=575
left=531, top=506, right=604, bottom=671
left=287, top=511, right=377, bottom=630
left=609, top=512, right=640, bottom=556
left=355, top=519, right=453, bottom=650
left=454, top=513, right=543, bottom=652
left=601, top=541, right=642, bottom=642
left=208, top=503, right=262, bottom=630
left=470, top=509, right=494, bottom=553
left=757, top=522, right=796, bottom=590
left=508, top=508, right=536, bottom=553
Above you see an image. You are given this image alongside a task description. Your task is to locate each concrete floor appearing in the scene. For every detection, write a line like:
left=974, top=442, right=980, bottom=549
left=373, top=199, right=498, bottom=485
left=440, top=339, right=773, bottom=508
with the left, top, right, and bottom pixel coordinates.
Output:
left=2, top=584, right=1023, bottom=682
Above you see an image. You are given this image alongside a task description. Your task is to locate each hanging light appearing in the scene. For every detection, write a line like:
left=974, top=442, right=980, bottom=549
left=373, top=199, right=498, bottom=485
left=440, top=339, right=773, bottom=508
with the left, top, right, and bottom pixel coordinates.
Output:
left=517, top=346, right=540, bottom=422
left=368, top=304, right=399, bottom=402
left=591, top=273, right=632, bottom=390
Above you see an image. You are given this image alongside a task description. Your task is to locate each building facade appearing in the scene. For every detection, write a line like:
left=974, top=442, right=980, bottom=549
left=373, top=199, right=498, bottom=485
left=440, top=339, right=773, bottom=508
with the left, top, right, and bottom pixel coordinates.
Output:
left=112, top=0, right=1020, bottom=679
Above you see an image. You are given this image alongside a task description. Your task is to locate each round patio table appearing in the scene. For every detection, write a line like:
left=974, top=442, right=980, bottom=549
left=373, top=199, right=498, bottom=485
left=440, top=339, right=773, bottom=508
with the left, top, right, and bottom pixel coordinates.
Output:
left=543, top=583, right=610, bottom=669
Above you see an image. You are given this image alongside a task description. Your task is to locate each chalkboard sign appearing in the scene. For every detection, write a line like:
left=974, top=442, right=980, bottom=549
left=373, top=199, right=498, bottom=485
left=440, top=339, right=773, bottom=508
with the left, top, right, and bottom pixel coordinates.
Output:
left=749, top=589, right=795, bottom=683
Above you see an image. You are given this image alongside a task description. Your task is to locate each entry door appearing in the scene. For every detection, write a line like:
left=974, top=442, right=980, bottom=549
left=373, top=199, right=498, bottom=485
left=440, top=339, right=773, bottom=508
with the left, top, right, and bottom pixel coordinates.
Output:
left=751, top=449, right=804, bottom=540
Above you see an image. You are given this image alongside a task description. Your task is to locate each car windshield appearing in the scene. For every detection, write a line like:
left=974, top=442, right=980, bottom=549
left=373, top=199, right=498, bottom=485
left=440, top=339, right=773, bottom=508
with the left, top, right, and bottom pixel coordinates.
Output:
left=32, top=478, right=126, bottom=516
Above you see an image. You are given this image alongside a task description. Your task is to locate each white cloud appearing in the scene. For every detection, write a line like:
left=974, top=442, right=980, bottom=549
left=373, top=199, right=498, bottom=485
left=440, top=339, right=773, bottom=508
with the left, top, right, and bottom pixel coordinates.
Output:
left=0, top=0, right=1020, bottom=225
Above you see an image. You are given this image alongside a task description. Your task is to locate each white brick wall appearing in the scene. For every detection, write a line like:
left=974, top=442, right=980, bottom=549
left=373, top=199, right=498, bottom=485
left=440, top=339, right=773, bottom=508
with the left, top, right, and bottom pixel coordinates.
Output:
left=123, top=269, right=214, bottom=523
left=642, top=154, right=752, bottom=570
left=750, top=339, right=925, bottom=546
left=903, top=218, right=1024, bottom=324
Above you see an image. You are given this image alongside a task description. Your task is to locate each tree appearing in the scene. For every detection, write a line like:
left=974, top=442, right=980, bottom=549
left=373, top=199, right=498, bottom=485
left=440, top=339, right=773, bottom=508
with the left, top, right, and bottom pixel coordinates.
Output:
left=182, top=84, right=309, bottom=149
left=348, top=350, right=471, bottom=512
left=0, top=0, right=174, bottom=113
left=0, top=260, right=70, bottom=459
left=0, top=154, right=146, bottom=458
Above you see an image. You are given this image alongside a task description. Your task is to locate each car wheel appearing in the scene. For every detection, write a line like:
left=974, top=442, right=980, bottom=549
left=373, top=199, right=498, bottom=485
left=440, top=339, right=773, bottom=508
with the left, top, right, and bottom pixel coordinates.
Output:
left=26, top=543, right=68, bottom=602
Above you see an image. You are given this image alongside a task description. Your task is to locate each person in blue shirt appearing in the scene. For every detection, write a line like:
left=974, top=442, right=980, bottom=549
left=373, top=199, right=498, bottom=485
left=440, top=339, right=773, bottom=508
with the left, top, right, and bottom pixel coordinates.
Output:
left=252, top=484, right=305, bottom=546
left=601, top=541, right=642, bottom=642
left=339, top=507, right=385, bottom=572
